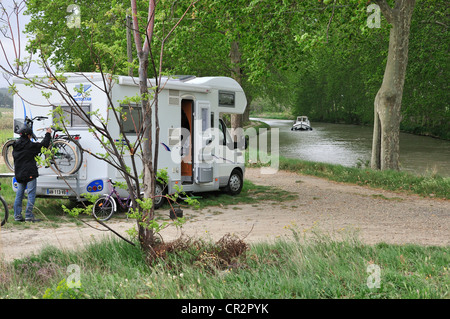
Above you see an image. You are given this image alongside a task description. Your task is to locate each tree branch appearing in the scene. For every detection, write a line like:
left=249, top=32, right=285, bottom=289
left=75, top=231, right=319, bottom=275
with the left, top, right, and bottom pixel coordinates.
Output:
left=142, top=0, right=156, bottom=53
left=130, top=0, right=143, bottom=54
left=326, top=0, right=336, bottom=43
left=375, top=0, right=394, bottom=24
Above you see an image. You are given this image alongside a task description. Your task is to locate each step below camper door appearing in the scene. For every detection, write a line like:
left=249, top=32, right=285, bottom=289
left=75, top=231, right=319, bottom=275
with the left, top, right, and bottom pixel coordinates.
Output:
left=194, top=100, right=213, bottom=183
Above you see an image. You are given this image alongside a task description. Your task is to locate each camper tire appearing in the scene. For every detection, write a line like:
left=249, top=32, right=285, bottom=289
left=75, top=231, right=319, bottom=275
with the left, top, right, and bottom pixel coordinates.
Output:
left=225, top=169, right=243, bottom=195
left=153, top=181, right=166, bottom=209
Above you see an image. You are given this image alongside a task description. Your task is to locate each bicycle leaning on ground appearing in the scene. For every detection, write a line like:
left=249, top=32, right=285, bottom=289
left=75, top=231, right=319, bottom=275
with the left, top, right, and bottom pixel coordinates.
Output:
left=0, top=182, right=9, bottom=227
left=1, top=116, right=83, bottom=175
left=92, top=178, right=167, bottom=221
left=92, top=179, right=134, bottom=221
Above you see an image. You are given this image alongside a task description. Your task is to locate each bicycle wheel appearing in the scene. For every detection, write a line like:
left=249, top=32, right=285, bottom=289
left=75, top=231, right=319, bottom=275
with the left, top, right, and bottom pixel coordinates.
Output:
left=1, top=139, right=15, bottom=172
left=61, top=138, right=84, bottom=174
left=0, top=195, right=8, bottom=227
left=50, top=139, right=80, bottom=175
left=93, top=195, right=116, bottom=221
left=71, top=139, right=83, bottom=173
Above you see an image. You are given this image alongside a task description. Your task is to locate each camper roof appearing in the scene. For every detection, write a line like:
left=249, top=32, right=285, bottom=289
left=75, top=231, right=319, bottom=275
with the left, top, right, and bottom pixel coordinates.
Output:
left=13, top=73, right=244, bottom=94
left=185, top=76, right=244, bottom=92
left=118, top=75, right=244, bottom=94
left=12, top=72, right=106, bottom=84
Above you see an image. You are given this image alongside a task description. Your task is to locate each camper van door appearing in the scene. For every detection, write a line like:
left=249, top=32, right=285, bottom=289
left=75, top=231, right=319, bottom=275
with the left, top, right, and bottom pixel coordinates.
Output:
left=194, top=100, right=213, bottom=183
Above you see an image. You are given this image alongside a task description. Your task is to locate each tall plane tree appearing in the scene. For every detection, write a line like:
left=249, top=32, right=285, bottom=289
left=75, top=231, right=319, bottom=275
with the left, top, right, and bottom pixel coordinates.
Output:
left=371, top=0, right=416, bottom=170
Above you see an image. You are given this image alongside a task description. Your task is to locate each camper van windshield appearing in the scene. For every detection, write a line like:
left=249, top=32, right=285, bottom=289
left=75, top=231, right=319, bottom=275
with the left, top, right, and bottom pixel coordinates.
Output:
left=219, top=119, right=233, bottom=148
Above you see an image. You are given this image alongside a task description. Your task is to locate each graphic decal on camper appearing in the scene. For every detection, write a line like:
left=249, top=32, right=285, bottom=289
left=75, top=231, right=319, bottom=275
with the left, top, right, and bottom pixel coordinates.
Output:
left=22, top=99, right=27, bottom=119
left=73, top=84, right=92, bottom=101
left=213, top=155, right=236, bottom=164
left=161, top=142, right=171, bottom=152
left=22, top=98, right=32, bottom=119
left=12, top=177, right=22, bottom=190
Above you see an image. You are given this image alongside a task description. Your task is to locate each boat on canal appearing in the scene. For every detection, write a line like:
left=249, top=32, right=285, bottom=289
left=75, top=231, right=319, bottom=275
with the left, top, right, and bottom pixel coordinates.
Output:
left=291, top=116, right=312, bottom=131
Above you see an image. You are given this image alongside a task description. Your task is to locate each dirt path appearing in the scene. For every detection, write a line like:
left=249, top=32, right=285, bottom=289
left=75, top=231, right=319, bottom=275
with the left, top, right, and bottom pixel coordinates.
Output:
left=1, top=168, right=449, bottom=262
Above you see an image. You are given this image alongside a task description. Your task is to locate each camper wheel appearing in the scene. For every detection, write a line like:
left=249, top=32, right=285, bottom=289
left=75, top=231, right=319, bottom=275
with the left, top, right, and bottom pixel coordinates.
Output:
left=153, top=181, right=166, bottom=209
left=225, top=169, right=243, bottom=195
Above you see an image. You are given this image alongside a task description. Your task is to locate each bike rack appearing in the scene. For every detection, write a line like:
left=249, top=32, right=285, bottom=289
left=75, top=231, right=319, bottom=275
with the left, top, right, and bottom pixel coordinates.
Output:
left=56, top=170, right=82, bottom=201
left=0, top=173, right=15, bottom=178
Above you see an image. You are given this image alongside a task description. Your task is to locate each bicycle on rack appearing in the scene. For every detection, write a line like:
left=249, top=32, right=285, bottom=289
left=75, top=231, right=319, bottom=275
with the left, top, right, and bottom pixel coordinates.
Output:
left=0, top=182, right=9, bottom=227
left=1, top=116, right=83, bottom=175
left=92, top=178, right=167, bottom=221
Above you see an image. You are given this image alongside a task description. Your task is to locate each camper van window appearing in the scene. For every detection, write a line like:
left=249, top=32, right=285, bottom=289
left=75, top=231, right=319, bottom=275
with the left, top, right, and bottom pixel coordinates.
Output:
left=201, top=107, right=209, bottom=132
left=120, top=104, right=142, bottom=134
left=53, top=105, right=90, bottom=127
left=219, top=91, right=235, bottom=108
left=72, top=105, right=90, bottom=127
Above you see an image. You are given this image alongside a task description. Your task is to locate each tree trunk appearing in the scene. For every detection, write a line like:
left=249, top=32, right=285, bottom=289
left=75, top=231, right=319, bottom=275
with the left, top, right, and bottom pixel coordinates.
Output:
left=243, top=94, right=252, bottom=123
left=230, top=39, right=243, bottom=141
left=371, top=0, right=416, bottom=170
left=137, top=53, right=156, bottom=249
left=126, top=15, right=133, bottom=76
left=131, top=0, right=157, bottom=250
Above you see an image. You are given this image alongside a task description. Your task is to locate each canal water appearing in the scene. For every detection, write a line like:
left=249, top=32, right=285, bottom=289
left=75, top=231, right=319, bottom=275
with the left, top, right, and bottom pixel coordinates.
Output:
left=253, top=118, right=450, bottom=177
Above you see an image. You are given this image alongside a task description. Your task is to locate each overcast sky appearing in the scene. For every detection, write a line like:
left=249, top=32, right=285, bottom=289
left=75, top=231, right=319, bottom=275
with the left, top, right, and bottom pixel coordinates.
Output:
left=0, top=1, right=47, bottom=88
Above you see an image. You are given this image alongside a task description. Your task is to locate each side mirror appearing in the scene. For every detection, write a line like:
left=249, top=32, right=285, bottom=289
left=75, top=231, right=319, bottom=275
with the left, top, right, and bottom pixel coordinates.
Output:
left=233, top=136, right=248, bottom=150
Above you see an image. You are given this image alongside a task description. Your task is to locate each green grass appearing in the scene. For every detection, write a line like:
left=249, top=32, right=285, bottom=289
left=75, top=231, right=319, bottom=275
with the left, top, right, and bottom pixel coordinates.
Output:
left=248, top=156, right=450, bottom=199
left=249, top=111, right=292, bottom=120
left=0, top=107, right=13, bottom=144
left=0, top=233, right=448, bottom=299
left=192, top=180, right=297, bottom=209
left=0, top=176, right=77, bottom=228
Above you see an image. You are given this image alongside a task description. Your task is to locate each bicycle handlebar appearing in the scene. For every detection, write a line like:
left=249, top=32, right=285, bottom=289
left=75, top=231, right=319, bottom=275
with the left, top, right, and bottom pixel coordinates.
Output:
left=33, top=116, right=48, bottom=121
left=36, top=127, right=60, bottom=132
left=25, top=116, right=48, bottom=123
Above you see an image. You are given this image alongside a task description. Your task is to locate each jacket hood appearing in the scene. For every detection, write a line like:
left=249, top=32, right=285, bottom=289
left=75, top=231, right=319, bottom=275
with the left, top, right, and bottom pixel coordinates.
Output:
left=14, top=136, right=30, bottom=151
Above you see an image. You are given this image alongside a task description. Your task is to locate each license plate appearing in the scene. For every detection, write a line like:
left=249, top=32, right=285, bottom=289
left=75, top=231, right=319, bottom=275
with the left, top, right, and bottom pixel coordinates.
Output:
left=47, top=188, right=69, bottom=196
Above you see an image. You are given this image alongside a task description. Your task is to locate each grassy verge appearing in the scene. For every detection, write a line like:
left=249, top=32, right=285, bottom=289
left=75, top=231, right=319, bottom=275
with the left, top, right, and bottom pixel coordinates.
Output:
left=247, top=156, right=450, bottom=199
left=249, top=111, right=292, bottom=120
left=0, top=107, right=13, bottom=145
left=0, top=233, right=448, bottom=299
left=0, top=176, right=77, bottom=228
left=243, top=118, right=271, bottom=130
left=192, top=180, right=297, bottom=209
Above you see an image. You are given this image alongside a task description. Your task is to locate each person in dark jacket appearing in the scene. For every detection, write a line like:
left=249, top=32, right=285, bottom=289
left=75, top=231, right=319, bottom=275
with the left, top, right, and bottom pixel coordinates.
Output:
left=13, top=125, right=52, bottom=222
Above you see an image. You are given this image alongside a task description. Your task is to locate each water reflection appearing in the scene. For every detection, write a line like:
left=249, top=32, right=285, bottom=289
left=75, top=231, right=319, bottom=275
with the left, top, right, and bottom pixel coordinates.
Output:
left=253, top=118, right=450, bottom=177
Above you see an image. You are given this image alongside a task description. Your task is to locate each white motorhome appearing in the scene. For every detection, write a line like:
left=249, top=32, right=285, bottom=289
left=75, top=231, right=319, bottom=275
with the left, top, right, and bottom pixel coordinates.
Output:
left=10, top=73, right=247, bottom=203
